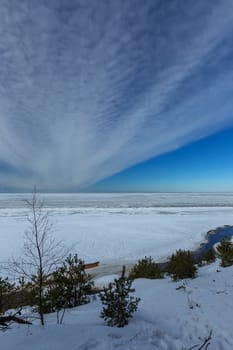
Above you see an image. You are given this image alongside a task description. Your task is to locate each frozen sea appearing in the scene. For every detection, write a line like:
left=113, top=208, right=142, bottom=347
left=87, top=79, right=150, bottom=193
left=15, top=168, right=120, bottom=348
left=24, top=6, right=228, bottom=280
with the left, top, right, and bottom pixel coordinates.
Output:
left=0, top=193, right=233, bottom=265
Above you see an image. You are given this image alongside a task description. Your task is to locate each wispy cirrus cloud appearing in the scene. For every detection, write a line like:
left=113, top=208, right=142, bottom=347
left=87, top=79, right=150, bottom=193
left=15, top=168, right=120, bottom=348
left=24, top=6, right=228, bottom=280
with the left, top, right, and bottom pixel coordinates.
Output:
left=0, top=0, right=233, bottom=191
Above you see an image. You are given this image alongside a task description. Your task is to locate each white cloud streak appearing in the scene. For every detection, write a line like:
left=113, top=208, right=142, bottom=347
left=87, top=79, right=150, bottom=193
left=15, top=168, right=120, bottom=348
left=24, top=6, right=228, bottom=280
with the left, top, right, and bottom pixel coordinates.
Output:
left=0, top=0, right=233, bottom=190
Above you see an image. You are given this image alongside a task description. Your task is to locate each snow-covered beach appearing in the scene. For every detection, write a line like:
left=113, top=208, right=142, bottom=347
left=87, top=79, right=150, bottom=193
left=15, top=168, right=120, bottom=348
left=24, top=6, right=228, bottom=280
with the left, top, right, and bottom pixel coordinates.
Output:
left=1, top=193, right=233, bottom=349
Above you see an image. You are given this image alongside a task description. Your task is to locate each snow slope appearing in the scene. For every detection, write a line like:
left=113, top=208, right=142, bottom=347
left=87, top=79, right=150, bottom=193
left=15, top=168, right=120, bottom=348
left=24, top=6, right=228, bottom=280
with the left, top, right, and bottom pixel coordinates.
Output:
left=1, top=260, right=233, bottom=350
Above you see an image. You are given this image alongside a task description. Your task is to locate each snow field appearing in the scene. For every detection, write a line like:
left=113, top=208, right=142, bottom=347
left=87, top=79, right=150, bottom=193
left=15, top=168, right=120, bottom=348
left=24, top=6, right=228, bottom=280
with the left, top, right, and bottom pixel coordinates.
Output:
left=0, top=207, right=233, bottom=264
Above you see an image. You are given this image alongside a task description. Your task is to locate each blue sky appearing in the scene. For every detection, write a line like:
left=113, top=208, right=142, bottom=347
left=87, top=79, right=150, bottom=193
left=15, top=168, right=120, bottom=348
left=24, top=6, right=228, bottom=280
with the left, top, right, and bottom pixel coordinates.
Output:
left=0, top=0, right=233, bottom=192
left=91, top=127, right=233, bottom=192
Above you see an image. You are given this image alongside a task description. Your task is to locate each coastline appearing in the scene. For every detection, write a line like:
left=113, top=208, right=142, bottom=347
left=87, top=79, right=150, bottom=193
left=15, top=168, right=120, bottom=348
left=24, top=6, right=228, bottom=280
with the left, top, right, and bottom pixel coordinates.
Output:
left=89, top=225, right=233, bottom=279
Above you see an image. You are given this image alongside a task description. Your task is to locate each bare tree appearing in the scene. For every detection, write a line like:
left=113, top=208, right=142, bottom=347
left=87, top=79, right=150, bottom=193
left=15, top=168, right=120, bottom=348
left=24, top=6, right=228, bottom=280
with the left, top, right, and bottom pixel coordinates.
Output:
left=9, top=191, right=70, bottom=325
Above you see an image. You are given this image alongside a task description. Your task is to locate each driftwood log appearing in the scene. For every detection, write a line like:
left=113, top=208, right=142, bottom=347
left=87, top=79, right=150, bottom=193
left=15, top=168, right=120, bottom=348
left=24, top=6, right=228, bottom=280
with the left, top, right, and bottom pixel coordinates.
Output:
left=84, top=261, right=99, bottom=269
left=0, top=310, right=32, bottom=329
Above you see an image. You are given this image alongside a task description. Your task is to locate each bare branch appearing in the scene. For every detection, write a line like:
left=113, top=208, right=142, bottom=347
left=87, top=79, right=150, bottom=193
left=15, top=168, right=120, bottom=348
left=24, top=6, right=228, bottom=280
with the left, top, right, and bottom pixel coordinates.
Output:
left=185, top=330, right=212, bottom=350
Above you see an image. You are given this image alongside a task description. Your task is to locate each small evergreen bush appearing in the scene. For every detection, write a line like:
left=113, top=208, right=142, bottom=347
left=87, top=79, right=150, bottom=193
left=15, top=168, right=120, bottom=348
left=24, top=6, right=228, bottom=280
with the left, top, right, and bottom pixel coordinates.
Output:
left=217, top=237, right=233, bottom=267
left=45, top=254, right=94, bottom=316
left=129, top=256, right=163, bottom=279
left=0, top=277, right=15, bottom=313
left=15, top=277, right=38, bottom=310
left=167, top=249, right=197, bottom=281
left=99, top=266, right=140, bottom=327
left=202, top=249, right=216, bottom=264
left=197, top=249, right=216, bottom=267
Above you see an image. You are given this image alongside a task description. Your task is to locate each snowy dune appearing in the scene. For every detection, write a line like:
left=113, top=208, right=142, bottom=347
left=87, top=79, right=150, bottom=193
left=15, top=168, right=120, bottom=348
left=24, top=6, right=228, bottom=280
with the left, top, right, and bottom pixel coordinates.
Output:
left=0, top=193, right=233, bottom=265
left=1, top=261, right=233, bottom=349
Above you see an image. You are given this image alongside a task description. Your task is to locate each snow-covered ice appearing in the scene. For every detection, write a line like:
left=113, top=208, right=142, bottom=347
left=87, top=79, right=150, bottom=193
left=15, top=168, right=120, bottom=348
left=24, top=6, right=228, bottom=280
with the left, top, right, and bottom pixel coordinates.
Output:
left=0, top=193, right=233, bottom=264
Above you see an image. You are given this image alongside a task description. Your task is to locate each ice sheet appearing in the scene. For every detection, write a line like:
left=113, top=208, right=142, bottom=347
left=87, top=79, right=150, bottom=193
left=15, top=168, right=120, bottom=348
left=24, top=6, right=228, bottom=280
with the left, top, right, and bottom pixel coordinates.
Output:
left=0, top=201, right=233, bottom=265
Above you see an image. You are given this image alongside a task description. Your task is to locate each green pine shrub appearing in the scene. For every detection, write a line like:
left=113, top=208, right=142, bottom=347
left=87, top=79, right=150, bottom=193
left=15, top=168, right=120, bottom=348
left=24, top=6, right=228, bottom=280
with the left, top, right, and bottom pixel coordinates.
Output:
left=0, top=277, right=15, bottom=313
left=202, top=249, right=216, bottom=264
left=196, top=249, right=216, bottom=267
left=46, top=254, right=94, bottom=314
left=14, top=277, right=38, bottom=310
left=129, top=256, right=163, bottom=279
left=167, top=249, right=197, bottom=281
left=99, top=266, right=140, bottom=327
left=217, top=237, right=233, bottom=267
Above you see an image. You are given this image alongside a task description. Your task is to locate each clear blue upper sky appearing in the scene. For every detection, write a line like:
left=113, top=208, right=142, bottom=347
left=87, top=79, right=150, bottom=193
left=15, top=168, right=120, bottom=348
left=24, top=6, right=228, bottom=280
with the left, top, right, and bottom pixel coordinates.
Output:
left=0, top=0, right=233, bottom=192
left=90, top=127, right=233, bottom=192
